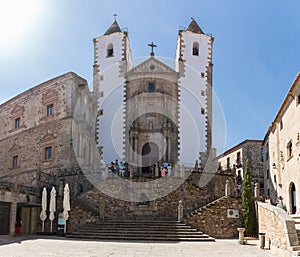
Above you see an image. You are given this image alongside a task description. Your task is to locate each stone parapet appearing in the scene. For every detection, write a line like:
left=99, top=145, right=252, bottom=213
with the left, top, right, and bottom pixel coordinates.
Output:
left=257, top=201, right=298, bottom=256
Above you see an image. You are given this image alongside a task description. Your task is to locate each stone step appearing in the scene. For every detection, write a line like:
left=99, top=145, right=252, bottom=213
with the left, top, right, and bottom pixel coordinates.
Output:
left=67, top=234, right=215, bottom=242
left=292, top=251, right=300, bottom=257
left=92, top=220, right=181, bottom=224
left=74, top=229, right=205, bottom=236
left=68, top=220, right=215, bottom=242
left=290, top=246, right=300, bottom=251
left=79, top=228, right=199, bottom=233
left=71, top=231, right=208, bottom=237
left=85, top=224, right=193, bottom=229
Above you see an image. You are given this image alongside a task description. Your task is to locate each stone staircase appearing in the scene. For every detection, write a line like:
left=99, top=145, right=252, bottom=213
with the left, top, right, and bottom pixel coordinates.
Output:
left=290, top=215, right=300, bottom=256
left=67, top=220, right=215, bottom=241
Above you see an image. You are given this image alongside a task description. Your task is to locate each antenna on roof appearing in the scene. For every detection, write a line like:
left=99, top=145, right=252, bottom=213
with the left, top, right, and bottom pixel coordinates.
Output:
left=113, top=13, right=118, bottom=21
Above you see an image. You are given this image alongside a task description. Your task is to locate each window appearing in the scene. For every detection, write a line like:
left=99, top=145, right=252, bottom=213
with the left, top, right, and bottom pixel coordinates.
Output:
left=266, top=169, right=270, bottom=179
left=12, top=155, right=18, bottom=168
left=297, top=95, right=300, bottom=106
left=45, top=146, right=52, bottom=160
left=106, top=43, right=113, bottom=57
left=201, top=72, right=205, bottom=78
left=261, top=148, right=264, bottom=162
left=192, top=42, right=199, bottom=56
left=287, top=141, right=293, bottom=159
left=201, top=90, right=205, bottom=96
left=280, top=121, right=283, bottom=130
left=201, top=108, right=205, bottom=115
left=226, top=157, right=230, bottom=169
left=274, top=175, right=277, bottom=183
left=266, top=144, right=269, bottom=160
left=47, top=104, right=54, bottom=116
left=15, top=117, right=20, bottom=129
left=237, top=152, right=241, bottom=164
left=148, top=121, right=153, bottom=129
left=148, top=83, right=155, bottom=93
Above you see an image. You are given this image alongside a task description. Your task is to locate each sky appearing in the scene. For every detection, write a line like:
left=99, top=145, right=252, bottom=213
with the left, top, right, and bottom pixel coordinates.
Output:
left=0, top=0, right=300, bottom=152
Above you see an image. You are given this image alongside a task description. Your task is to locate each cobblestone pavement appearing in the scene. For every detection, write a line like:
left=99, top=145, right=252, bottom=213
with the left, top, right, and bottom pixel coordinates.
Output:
left=0, top=236, right=276, bottom=257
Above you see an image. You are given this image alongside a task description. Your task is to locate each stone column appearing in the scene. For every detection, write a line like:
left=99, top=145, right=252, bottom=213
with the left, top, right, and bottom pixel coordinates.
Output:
left=254, top=183, right=259, bottom=198
left=155, top=165, right=159, bottom=177
left=178, top=200, right=183, bottom=222
left=237, top=227, right=245, bottom=244
left=180, top=166, right=184, bottom=177
left=225, top=180, right=231, bottom=197
left=174, top=164, right=178, bottom=177
left=99, top=204, right=105, bottom=220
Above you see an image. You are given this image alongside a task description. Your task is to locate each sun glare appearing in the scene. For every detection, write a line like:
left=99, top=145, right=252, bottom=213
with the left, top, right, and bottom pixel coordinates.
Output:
left=0, top=0, right=42, bottom=50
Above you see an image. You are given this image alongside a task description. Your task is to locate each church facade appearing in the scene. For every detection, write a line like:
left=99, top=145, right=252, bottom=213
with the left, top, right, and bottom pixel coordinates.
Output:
left=94, top=18, right=214, bottom=174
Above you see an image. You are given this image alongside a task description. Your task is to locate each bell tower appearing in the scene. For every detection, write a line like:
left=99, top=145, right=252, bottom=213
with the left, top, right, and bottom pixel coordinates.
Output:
left=175, top=18, right=214, bottom=166
left=93, top=18, right=133, bottom=163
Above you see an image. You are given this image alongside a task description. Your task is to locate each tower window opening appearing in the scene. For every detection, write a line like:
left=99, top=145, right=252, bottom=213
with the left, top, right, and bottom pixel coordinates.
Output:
left=148, top=83, right=155, bottom=93
left=106, top=43, right=114, bottom=57
left=192, top=42, right=199, bottom=56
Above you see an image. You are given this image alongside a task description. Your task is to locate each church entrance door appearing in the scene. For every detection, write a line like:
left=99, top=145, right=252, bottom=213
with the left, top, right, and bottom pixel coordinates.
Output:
left=290, top=182, right=297, bottom=214
left=142, top=142, right=159, bottom=174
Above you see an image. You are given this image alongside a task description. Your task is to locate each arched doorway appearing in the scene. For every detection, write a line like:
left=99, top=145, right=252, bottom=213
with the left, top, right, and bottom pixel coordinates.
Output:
left=142, top=142, right=159, bottom=174
left=290, top=182, right=297, bottom=214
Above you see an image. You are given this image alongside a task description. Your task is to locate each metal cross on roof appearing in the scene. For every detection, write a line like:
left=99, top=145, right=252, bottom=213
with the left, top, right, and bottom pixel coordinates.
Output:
left=148, top=42, right=157, bottom=56
left=113, top=13, right=118, bottom=21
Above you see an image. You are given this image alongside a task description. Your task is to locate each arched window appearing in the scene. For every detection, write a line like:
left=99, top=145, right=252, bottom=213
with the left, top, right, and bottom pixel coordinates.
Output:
left=192, top=42, right=199, bottom=56
left=106, top=43, right=114, bottom=57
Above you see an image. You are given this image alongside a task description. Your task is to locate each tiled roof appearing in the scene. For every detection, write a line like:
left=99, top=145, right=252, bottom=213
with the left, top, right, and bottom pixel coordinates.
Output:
left=186, top=18, right=204, bottom=34
left=104, top=21, right=122, bottom=35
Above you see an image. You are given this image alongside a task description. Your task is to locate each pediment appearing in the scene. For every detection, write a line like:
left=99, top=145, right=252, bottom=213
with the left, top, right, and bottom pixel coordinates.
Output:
left=11, top=105, right=24, bottom=116
left=42, top=88, right=58, bottom=104
left=40, top=130, right=57, bottom=142
left=9, top=142, right=21, bottom=152
left=128, top=57, right=176, bottom=75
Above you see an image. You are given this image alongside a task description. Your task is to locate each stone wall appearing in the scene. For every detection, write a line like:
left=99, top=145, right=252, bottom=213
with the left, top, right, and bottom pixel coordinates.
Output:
left=67, top=171, right=235, bottom=230
left=257, top=201, right=298, bottom=256
left=183, top=196, right=242, bottom=239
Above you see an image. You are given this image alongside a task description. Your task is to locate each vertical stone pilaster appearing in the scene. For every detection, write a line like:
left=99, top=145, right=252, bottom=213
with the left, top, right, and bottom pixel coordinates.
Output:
left=9, top=202, right=17, bottom=235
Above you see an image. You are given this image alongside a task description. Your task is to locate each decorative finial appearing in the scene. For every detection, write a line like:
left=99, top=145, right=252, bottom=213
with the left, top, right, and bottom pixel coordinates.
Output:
left=113, top=13, right=118, bottom=21
left=148, top=42, right=157, bottom=56
left=191, top=13, right=196, bottom=20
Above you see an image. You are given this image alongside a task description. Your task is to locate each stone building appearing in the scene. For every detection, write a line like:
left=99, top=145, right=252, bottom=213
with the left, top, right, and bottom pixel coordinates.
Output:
left=0, top=72, right=91, bottom=235
left=216, top=139, right=264, bottom=195
left=263, top=73, right=300, bottom=212
left=94, top=18, right=214, bottom=171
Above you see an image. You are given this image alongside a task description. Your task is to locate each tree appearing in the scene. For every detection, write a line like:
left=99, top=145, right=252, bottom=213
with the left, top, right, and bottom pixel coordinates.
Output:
left=242, top=159, right=257, bottom=236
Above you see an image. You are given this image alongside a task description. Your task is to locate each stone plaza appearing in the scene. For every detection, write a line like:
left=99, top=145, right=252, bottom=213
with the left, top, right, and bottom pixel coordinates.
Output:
left=0, top=236, right=275, bottom=257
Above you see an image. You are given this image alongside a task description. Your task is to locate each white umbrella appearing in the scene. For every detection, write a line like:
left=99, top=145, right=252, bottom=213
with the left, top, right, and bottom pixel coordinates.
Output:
left=40, top=187, right=47, bottom=232
left=49, top=186, right=56, bottom=232
left=62, top=183, right=70, bottom=233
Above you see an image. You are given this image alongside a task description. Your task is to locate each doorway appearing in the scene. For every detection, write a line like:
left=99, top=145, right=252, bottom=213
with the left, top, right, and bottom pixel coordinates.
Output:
left=142, top=142, right=159, bottom=174
left=290, top=182, right=297, bottom=214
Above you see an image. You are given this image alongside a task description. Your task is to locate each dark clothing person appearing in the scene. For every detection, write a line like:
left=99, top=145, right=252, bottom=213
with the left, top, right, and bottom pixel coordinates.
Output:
left=15, top=219, right=22, bottom=236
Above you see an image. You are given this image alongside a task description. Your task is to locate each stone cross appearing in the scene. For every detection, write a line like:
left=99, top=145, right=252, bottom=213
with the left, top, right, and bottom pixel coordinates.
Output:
left=148, top=42, right=157, bottom=56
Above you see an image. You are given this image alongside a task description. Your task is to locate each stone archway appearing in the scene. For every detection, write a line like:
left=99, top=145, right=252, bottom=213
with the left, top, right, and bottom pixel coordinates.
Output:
left=142, top=142, right=159, bottom=174
left=290, top=182, right=297, bottom=214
